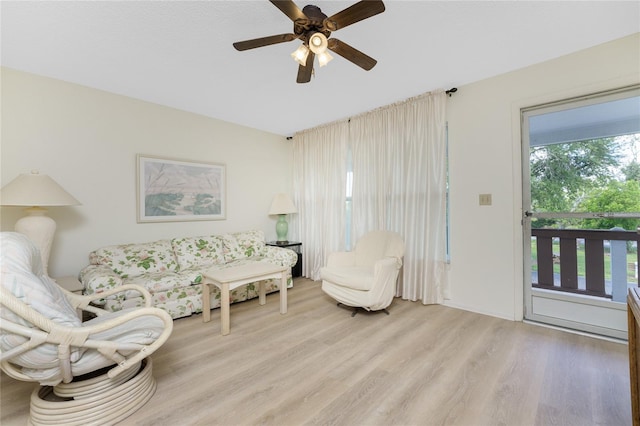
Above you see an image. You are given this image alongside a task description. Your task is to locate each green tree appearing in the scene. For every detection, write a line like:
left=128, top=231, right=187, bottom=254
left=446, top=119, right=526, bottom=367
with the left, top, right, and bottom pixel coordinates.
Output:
left=623, top=161, right=640, bottom=182
left=579, top=180, right=640, bottom=230
left=530, top=138, right=621, bottom=228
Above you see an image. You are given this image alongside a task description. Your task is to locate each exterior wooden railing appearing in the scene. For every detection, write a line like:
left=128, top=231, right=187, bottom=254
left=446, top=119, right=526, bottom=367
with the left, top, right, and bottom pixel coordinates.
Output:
left=532, top=228, right=639, bottom=300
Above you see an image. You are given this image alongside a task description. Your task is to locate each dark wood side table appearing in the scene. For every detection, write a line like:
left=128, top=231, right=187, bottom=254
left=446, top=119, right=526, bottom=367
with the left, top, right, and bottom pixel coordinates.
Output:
left=266, top=241, right=302, bottom=278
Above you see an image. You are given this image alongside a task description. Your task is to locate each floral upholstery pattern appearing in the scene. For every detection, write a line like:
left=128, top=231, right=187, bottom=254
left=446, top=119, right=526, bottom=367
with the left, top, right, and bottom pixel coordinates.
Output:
left=171, top=235, right=225, bottom=270
left=80, top=265, right=123, bottom=293
left=222, top=230, right=267, bottom=262
left=91, top=240, right=179, bottom=278
left=80, top=230, right=297, bottom=319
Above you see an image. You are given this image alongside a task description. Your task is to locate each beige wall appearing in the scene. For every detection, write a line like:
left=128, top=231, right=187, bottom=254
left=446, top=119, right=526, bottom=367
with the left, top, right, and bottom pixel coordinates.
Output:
left=446, top=33, right=640, bottom=320
left=1, top=68, right=293, bottom=277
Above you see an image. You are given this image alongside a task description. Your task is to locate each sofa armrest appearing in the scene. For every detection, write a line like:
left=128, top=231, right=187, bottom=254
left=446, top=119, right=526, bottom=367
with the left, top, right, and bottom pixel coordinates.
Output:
left=80, top=264, right=123, bottom=297
left=327, top=251, right=356, bottom=268
left=263, top=245, right=298, bottom=268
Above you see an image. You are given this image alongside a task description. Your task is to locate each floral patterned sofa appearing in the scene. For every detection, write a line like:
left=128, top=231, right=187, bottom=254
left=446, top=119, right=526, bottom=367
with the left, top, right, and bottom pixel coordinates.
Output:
left=79, top=230, right=297, bottom=319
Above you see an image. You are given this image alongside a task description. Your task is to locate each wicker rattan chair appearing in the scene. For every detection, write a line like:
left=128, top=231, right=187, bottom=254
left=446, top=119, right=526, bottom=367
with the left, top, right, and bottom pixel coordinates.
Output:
left=0, top=232, right=173, bottom=425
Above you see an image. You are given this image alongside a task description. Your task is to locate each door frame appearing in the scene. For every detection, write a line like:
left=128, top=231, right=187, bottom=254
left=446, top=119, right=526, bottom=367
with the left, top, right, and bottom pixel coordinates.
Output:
left=520, top=85, right=640, bottom=339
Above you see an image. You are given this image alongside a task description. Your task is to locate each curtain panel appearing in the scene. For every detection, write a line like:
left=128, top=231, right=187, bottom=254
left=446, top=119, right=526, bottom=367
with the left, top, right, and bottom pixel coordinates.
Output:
left=292, top=90, right=448, bottom=304
left=291, top=122, right=349, bottom=280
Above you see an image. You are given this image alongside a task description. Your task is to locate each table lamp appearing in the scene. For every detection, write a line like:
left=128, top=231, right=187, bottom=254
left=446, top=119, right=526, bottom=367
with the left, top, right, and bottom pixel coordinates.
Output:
left=1, top=170, right=81, bottom=278
left=268, top=193, right=297, bottom=243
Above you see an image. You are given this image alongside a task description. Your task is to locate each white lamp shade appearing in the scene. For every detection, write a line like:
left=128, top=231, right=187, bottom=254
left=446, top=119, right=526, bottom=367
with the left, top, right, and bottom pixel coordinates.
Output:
left=318, top=51, right=334, bottom=67
left=1, top=171, right=80, bottom=206
left=291, top=44, right=310, bottom=66
left=308, top=32, right=328, bottom=55
left=269, top=193, right=297, bottom=215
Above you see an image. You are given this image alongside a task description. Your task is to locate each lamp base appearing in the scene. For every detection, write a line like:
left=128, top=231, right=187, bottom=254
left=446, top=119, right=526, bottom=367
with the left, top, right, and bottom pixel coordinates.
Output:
left=275, top=214, right=289, bottom=242
left=15, top=207, right=55, bottom=277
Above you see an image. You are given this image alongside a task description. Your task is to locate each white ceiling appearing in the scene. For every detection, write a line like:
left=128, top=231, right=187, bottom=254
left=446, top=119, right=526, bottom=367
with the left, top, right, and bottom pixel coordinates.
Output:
left=2, top=1, right=639, bottom=137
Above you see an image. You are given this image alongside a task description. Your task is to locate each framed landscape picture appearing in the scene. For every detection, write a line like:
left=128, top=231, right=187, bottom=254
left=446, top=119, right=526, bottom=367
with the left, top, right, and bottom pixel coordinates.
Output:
left=137, top=155, right=226, bottom=223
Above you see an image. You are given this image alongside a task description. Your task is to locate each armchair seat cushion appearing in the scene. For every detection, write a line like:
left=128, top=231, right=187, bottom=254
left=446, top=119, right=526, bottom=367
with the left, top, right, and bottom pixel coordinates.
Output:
left=319, top=266, right=373, bottom=291
left=18, top=308, right=167, bottom=382
left=68, top=308, right=167, bottom=377
left=83, top=307, right=166, bottom=343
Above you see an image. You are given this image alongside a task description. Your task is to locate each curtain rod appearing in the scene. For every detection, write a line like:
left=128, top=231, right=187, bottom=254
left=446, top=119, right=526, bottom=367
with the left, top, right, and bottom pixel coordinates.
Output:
left=287, top=87, right=459, bottom=140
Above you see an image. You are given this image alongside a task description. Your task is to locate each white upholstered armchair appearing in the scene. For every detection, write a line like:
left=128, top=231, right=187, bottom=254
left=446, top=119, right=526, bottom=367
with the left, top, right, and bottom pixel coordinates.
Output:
left=0, top=232, right=173, bottom=425
left=320, top=231, right=404, bottom=315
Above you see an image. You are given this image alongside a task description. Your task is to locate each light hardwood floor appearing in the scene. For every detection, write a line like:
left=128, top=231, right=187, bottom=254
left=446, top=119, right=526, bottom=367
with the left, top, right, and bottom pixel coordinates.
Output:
left=1, top=279, right=632, bottom=425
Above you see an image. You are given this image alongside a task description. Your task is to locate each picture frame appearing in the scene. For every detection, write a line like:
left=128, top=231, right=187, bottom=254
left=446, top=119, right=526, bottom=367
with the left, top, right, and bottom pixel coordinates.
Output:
left=137, top=155, right=226, bottom=223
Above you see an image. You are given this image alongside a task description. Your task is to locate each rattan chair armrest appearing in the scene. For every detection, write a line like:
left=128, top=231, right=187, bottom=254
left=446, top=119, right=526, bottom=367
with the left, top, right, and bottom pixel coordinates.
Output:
left=67, top=284, right=154, bottom=313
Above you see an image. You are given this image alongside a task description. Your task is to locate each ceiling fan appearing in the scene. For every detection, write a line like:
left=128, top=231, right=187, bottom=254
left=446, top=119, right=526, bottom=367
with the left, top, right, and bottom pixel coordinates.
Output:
left=233, top=0, right=385, bottom=83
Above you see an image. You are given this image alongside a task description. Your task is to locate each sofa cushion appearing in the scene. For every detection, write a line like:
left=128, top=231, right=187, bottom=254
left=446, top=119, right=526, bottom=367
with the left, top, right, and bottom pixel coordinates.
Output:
left=222, top=230, right=266, bottom=262
left=124, top=271, right=192, bottom=294
left=92, top=240, right=179, bottom=278
left=171, top=235, right=225, bottom=270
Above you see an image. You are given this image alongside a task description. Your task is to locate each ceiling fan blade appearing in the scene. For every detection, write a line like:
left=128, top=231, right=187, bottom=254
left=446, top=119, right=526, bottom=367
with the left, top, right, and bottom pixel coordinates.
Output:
left=233, top=33, right=298, bottom=51
left=269, top=0, right=307, bottom=22
left=296, top=52, right=315, bottom=83
left=327, top=38, right=377, bottom=71
left=324, top=0, right=385, bottom=31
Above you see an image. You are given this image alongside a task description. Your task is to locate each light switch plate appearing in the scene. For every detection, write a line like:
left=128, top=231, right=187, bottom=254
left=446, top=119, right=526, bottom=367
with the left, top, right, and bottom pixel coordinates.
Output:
left=479, top=194, right=492, bottom=206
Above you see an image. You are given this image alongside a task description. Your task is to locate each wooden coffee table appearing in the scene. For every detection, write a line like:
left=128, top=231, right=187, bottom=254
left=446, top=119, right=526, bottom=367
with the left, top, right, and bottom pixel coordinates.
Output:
left=201, top=261, right=288, bottom=335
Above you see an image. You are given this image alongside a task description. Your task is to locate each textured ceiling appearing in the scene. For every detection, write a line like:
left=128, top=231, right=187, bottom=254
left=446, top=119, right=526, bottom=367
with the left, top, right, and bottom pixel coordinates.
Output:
left=2, top=1, right=639, bottom=136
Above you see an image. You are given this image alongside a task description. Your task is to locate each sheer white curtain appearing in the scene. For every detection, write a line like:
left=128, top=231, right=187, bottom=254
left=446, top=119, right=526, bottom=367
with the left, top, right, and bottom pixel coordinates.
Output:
left=349, top=91, right=448, bottom=304
left=291, top=122, right=349, bottom=280
left=292, top=90, right=448, bottom=303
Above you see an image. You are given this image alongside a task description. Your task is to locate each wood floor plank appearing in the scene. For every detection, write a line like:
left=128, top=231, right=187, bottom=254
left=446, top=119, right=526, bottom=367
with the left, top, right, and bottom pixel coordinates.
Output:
left=0, top=279, right=632, bottom=425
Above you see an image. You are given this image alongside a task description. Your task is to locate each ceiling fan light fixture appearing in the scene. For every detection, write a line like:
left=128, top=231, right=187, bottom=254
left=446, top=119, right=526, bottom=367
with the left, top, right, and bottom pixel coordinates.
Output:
left=308, top=32, right=328, bottom=54
left=233, top=0, right=386, bottom=83
left=317, top=51, right=333, bottom=67
left=291, top=44, right=310, bottom=66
